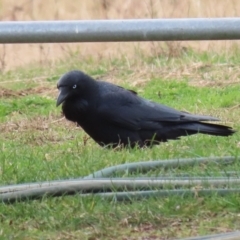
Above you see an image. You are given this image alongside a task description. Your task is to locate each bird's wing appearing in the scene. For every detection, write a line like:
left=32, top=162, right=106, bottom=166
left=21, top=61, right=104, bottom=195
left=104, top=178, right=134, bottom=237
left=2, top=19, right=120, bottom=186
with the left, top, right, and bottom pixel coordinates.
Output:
left=97, top=94, right=141, bottom=131
left=97, top=84, right=219, bottom=131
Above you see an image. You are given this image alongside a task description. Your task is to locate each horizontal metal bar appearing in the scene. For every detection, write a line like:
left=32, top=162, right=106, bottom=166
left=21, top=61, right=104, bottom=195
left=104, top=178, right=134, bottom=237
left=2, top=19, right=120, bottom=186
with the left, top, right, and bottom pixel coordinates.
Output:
left=0, top=18, right=240, bottom=44
left=1, top=178, right=240, bottom=195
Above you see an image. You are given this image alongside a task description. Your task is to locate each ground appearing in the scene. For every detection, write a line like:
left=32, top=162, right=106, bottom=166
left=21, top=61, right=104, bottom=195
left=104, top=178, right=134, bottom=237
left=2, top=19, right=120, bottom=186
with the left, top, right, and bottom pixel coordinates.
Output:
left=0, top=49, right=240, bottom=240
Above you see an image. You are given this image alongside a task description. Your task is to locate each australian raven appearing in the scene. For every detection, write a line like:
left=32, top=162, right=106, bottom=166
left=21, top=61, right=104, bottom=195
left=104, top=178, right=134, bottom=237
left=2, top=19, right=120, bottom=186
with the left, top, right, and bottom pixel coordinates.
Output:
left=56, top=70, right=235, bottom=148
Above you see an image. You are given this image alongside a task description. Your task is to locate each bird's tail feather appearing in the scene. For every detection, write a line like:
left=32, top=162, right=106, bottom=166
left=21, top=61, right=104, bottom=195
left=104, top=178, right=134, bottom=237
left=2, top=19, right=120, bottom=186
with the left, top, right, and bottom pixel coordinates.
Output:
left=161, top=122, right=235, bottom=141
left=181, top=122, right=235, bottom=137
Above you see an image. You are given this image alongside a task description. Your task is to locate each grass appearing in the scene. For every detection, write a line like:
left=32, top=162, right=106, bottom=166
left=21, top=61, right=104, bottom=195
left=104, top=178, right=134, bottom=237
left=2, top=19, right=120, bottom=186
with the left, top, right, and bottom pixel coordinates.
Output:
left=0, top=49, right=240, bottom=240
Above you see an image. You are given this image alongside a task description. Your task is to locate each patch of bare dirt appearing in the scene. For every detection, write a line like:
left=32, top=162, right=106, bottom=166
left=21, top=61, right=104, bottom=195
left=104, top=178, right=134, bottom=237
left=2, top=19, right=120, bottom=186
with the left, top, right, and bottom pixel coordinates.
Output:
left=0, top=87, right=27, bottom=98
left=0, top=114, right=83, bottom=146
left=0, top=115, right=75, bottom=133
left=0, top=85, right=57, bottom=98
left=26, top=85, right=58, bottom=97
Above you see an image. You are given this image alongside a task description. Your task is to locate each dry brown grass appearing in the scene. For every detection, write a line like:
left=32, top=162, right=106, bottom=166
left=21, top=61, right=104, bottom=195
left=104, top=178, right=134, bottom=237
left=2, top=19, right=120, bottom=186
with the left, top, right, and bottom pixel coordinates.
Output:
left=0, top=114, right=79, bottom=148
left=98, top=58, right=240, bottom=88
left=0, top=85, right=56, bottom=98
left=0, top=0, right=240, bottom=71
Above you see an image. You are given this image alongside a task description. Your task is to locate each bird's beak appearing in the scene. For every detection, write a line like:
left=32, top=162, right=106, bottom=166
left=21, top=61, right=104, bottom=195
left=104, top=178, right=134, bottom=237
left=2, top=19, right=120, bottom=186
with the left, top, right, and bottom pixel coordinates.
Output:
left=56, top=87, right=68, bottom=107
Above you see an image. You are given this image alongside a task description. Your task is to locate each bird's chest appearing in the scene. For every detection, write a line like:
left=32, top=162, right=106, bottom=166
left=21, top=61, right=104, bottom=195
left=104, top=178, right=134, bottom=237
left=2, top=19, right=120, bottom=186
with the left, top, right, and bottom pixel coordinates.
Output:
left=62, top=99, right=94, bottom=123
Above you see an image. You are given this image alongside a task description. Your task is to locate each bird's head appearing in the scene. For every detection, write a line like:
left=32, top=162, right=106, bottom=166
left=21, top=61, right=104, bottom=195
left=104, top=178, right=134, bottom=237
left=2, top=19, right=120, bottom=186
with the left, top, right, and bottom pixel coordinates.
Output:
left=56, top=70, right=95, bottom=107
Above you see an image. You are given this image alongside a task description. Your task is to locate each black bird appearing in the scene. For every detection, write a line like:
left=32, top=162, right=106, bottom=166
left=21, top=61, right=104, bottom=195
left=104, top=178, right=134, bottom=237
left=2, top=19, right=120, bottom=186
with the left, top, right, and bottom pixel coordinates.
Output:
left=56, top=70, right=235, bottom=148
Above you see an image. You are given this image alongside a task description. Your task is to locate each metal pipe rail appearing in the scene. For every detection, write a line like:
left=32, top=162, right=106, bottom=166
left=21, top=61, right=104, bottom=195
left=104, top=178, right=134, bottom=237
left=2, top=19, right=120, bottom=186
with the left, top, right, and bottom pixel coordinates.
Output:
left=0, top=156, right=239, bottom=203
left=0, top=18, right=240, bottom=43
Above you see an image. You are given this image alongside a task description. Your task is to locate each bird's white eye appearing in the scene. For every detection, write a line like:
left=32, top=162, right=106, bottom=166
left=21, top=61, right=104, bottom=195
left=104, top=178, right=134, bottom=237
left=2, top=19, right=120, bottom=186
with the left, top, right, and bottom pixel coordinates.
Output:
left=72, top=84, right=77, bottom=89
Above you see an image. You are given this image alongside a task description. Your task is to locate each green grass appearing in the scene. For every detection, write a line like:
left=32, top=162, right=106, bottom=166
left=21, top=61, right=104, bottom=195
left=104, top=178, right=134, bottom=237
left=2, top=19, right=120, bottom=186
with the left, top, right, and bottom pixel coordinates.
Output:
left=0, top=49, right=240, bottom=239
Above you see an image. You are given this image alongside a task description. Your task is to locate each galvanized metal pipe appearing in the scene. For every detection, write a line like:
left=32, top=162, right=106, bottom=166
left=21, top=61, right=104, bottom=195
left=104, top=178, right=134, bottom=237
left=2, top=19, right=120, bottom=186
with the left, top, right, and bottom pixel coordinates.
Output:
left=0, top=18, right=240, bottom=44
